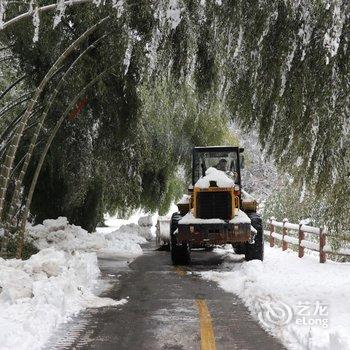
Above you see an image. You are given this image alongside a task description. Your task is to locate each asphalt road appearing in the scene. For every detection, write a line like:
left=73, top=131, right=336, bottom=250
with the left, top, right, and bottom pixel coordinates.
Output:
left=46, top=244, right=285, bottom=350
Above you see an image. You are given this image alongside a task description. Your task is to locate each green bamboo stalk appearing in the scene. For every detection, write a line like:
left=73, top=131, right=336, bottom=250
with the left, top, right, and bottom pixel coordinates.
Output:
left=0, top=107, right=41, bottom=154
left=0, top=75, right=26, bottom=101
left=7, top=34, right=107, bottom=223
left=16, top=69, right=109, bottom=258
left=0, top=16, right=109, bottom=221
left=0, top=92, right=32, bottom=118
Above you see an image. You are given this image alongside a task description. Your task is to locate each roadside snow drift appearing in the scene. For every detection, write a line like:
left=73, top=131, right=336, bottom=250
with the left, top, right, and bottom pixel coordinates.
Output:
left=28, top=217, right=148, bottom=259
left=0, top=217, right=149, bottom=350
left=0, top=248, right=126, bottom=350
left=201, top=245, right=350, bottom=350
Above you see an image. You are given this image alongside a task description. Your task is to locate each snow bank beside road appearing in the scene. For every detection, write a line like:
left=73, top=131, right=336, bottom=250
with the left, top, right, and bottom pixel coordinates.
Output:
left=0, top=248, right=125, bottom=350
left=97, top=211, right=156, bottom=238
left=28, top=217, right=147, bottom=259
left=201, top=245, right=350, bottom=350
left=0, top=216, right=149, bottom=350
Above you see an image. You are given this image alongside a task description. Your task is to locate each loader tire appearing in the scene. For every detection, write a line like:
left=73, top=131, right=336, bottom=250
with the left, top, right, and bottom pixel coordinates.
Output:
left=170, top=213, right=191, bottom=265
left=171, top=241, right=191, bottom=265
left=245, top=212, right=264, bottom=261
left=233, top=243, right=246, bottom=255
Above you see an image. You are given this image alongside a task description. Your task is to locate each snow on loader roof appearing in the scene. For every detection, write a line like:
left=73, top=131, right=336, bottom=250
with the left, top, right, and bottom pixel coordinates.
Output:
left=195, top=167, right=235, bottom=189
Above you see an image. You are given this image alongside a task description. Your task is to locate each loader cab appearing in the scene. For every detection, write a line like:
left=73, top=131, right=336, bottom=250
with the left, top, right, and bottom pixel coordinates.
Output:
left=192, top=146, right=244, bottom=187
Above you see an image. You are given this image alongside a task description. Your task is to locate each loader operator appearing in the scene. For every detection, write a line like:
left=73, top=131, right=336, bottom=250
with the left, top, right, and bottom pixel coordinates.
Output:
left=216, top=158, right=228, bottom=172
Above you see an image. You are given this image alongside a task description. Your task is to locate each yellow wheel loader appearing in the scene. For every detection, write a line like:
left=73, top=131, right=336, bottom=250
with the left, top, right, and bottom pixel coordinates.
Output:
left=170, top=146, right=263, bottom=265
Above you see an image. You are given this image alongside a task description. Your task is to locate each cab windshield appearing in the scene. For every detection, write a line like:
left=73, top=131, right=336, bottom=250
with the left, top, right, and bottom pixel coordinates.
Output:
left=193, top=149, right=239, bottom=185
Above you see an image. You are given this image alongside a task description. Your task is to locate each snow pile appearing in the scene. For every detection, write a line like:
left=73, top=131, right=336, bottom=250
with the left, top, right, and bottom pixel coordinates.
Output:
left=138, top=215, right=153, bottom=227
left=28, top=217, right=147, bottom=259
left=178, top=210, right=251, bottom=225
left=97, top=210, right=147, bottom=234
left=195, top=167, right=235, bottom=189
left=0, top=248, right=125, bottom=350
left=178, top=194, right=190, bottom=204
left=137, top=215, right=154, bottom=240
left=201, top=245, right=350, bottom=350
left=179, top=211, right=225, bottom=225
left=0, top=216, right=148, bottom=349
left=230, top=209, right=251, bottom=224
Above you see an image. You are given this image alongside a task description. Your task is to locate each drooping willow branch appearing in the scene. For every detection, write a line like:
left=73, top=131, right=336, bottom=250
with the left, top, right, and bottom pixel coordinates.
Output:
left=0, top=16, right=109, bottom=220
left=16, top=69, right=109, bottom=258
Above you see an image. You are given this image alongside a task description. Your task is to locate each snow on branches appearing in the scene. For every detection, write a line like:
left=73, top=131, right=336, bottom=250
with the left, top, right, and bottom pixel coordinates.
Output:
left=53, top=0, right=67, bottom=28
left=0, top=0, right=6, bottom=29
left=323, top=0, right=346, bottom=64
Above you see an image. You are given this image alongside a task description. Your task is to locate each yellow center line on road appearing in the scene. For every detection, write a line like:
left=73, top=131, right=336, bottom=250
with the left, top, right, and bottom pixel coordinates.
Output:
left=196, top=299, right=217, bottom=350
left=175, top=266, right=187, bottom=276
left=174, top=267, right=217, bottom=349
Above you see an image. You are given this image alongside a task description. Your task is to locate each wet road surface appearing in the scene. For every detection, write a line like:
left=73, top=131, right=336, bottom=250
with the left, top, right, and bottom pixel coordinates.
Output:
left=45, top=244, right=284, bottom=350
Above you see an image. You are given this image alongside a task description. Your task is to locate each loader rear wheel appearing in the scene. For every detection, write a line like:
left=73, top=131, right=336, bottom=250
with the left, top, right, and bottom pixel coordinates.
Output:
left=170, top=213, right=191, bottom=265
left=233, top=243, right=246, bottom=255
left=171, top=241, right=191, bottom=265
left=245, top=212, right=264, bottom=261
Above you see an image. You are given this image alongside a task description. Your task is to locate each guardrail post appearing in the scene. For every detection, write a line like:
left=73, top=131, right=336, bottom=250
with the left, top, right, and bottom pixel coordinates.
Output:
left=298, top=223, right=305, bottom=258
left=319, top=228, right=326, bottom=263
left=269, top=218, right=275, bottom=247
left=282, top=218, right=288, bottom=251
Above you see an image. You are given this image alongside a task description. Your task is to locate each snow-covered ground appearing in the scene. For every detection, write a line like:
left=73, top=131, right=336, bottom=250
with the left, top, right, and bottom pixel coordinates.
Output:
left=201, top=244, right=350, bottom=350
left=0, top=214, right=153, bottom=350
left=0, top=248, right=125, bottom=350
left=28, top=216, right=150, bottom=259
left=97, top=211, right=157, bottom=240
